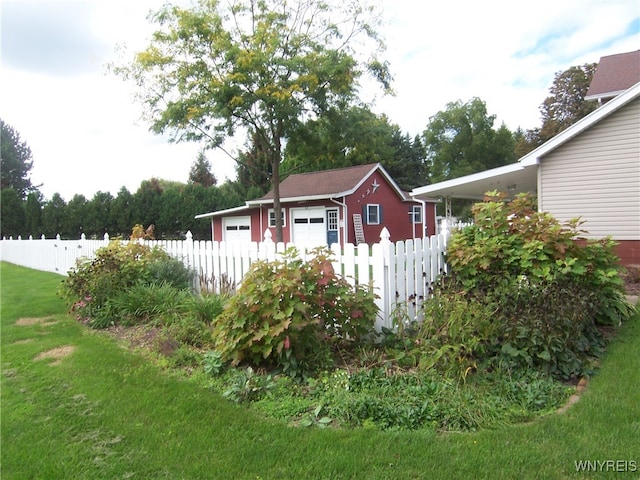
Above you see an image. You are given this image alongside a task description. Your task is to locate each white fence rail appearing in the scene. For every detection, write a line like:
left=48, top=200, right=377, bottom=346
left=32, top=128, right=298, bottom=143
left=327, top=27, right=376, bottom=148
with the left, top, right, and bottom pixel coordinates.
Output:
left=1, top=228, right=455, bottom=330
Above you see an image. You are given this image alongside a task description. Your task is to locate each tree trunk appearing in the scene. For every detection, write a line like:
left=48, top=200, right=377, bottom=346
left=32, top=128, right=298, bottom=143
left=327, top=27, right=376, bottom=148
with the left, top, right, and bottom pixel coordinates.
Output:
left=272, top=158, right=283, bottom=243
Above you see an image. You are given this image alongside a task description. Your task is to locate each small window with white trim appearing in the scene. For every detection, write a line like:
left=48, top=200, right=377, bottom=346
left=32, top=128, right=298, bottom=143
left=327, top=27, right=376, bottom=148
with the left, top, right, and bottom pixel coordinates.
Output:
left=411, top=205, right=422, bottom=224
left=268, top=208, right=286, bottom=228
left=365, top=204, right=381, bottom=225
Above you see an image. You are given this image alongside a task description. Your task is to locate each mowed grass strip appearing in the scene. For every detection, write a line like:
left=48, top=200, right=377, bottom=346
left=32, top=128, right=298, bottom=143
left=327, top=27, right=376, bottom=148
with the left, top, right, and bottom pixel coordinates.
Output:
left=1, top=261, right=638, bottom=479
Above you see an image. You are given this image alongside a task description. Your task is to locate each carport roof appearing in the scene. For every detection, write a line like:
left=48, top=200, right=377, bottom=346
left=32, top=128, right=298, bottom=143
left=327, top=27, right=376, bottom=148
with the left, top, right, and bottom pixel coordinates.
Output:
left=411, top=162, right=538, bottom=200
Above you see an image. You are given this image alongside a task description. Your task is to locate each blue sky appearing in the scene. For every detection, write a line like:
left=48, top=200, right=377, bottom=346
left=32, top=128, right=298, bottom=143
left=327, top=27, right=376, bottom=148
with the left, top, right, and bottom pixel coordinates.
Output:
left=1, top=0, right=638, bottom=201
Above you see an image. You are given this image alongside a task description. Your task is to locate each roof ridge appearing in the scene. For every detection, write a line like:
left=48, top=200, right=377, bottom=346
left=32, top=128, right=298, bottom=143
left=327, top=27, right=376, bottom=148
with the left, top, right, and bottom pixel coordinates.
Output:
left=284, top=162, right=378, bottom=177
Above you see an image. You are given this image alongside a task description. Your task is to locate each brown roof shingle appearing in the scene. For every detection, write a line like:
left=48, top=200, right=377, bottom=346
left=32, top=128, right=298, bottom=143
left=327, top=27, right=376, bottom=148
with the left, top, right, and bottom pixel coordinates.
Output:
left=586, top=50, right=640, bottom=100
left=255, top=163, right=379, bottom=201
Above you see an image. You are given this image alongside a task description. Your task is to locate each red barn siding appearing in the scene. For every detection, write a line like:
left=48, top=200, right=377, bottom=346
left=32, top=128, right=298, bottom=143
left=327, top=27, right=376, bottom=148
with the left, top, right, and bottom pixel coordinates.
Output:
left=344, top=170, right=417, bottom=243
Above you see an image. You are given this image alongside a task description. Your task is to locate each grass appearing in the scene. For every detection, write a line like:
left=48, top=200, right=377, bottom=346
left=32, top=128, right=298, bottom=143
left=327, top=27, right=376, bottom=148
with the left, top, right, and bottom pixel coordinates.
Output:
left=1, top=261, right=639, bottom=479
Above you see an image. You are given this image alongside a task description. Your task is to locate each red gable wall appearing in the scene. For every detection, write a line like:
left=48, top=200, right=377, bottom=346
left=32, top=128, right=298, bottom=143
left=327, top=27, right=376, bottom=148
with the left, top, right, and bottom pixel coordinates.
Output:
left=344, top=169, right=427, bottom=243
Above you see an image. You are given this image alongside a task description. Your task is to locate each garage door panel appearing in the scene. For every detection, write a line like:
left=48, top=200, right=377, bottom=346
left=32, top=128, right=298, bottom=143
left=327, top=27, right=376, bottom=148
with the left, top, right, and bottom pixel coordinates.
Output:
left=292, top=208, right=325, bottom=246
left=223, top=216, right=251, bottom=243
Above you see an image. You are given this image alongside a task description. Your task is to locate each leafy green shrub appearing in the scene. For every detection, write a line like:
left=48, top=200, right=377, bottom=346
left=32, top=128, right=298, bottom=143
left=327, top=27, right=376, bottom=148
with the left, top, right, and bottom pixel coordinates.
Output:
left=202, top=350, right=226, bottom=376
left=488, top=281, right=605, bottom=378
left=212, top=247, right=377, bottom=378
left=416, top=293, right=500, bottom=377
left=59, top=240, right=170, bottom=326
left=145, top=256, right=194, bottom=290
left=431, top=192, right=635, bottom=378
left=447, top=192, right=633, bottom=326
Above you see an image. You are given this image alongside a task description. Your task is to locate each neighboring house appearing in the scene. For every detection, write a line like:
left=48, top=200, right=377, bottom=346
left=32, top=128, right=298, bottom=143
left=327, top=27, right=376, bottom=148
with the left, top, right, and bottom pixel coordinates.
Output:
left=196, top=163, right=437, bottom=247
left=411, top=51, right=640, bottom=266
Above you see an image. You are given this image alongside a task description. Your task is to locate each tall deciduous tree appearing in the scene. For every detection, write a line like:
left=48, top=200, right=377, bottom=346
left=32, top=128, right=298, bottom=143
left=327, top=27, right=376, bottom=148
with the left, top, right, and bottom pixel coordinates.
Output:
left=116, top=0, right=390, bottom=242
left=283, top=106, right=427, bottom=190
left=423, top=97, right=517, bottom=183
left=1, top=119, right=37, bottom=199
left=516, top=63, right=598, bottom=155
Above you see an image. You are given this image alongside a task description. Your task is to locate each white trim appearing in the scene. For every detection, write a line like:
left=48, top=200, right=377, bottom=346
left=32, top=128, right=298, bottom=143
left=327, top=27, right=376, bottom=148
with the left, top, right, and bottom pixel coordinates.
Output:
left=195, top=205, right=251, bottom=219
left=411, top=204, right=423, bottom=224
left=268, top=208, right=286, bottom=228
left=365, top=204, right=381, bottom=225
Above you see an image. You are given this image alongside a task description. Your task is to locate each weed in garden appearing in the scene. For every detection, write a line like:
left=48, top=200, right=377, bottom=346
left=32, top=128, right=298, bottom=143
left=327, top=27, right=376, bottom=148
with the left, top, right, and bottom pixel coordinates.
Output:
left=202, top=350, right=226, bottom=376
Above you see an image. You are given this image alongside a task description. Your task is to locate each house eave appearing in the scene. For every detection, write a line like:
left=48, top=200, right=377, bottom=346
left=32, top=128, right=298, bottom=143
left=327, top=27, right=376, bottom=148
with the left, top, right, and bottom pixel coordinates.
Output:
left=194, top=204, right=253, bottom=219
left=584, top=89, right=626, bottom=101
left=411, top=162, right=538, bottom=200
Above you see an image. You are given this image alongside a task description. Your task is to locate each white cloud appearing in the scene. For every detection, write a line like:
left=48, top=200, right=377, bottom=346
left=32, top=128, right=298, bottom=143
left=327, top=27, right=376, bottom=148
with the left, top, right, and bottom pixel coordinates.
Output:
left=1, top=0, right=638, bottom=201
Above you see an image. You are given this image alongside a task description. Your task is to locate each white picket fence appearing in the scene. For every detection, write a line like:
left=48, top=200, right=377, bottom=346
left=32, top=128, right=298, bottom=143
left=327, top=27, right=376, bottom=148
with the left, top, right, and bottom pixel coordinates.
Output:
left=0, top=227, right=459, bottom=330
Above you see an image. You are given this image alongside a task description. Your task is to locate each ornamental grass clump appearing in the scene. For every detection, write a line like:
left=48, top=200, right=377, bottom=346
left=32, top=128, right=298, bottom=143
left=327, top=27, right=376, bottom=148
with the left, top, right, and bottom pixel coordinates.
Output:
left=425, top=192, right=635, bottom=379
left=211, top=247, right=377, bottom=379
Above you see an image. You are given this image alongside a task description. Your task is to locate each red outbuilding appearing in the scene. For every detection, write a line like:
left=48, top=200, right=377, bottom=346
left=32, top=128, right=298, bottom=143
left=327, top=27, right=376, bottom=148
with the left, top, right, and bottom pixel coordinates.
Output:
left=196, top=163, right=437, bottom=246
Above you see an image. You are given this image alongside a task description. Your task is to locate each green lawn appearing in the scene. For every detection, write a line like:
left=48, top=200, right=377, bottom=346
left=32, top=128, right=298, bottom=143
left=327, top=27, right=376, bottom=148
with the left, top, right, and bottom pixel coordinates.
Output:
left=1, top=261, right=638, bottom=479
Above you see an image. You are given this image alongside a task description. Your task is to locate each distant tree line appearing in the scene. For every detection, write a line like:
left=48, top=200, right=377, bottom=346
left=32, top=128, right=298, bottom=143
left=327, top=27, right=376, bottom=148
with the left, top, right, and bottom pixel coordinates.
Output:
left=1, top=62, right=597, bottom=240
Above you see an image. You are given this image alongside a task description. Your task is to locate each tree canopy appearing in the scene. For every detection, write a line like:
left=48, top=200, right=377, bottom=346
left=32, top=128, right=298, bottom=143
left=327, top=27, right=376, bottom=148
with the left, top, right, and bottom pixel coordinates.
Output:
left=1, top=119, right=37, bottom=199
left=116, top=0, right=391, bottom=241
left=283, top=106, right=428, bottom=190
left=423, top=97, right=517, bottom=183
left=516, top=63, right=598, bottom=156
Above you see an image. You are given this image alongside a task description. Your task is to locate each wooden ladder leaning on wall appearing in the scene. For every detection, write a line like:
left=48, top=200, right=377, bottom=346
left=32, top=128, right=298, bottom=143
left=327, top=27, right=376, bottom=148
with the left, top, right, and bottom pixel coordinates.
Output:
left=352, top=214, right=366, bottom=245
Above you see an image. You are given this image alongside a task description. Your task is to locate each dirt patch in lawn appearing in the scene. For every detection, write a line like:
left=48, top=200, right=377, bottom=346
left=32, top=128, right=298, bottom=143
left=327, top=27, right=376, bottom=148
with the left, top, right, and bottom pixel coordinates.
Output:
left=15, top=316, right=58, bottom=327
left=34, top=346, right=76, bottom=365
left=104, top=324, right=161, bottom=352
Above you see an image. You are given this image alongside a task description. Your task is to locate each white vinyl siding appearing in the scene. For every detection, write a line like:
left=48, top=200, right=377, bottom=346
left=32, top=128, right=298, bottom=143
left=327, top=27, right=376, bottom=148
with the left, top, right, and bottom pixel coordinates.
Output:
left=539, top=97, right=640, bottom=240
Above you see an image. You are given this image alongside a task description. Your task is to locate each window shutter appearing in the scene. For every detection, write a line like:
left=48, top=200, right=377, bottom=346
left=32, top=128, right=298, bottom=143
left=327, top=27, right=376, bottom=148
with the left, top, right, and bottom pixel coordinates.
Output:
left=362, top=204, right=368, bottom=224
left=379, top=205, right=383, bottom=224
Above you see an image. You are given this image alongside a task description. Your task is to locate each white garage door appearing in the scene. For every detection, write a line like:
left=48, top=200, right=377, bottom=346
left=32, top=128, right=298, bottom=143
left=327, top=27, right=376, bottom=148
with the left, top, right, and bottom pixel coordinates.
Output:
left=223, top=216, right=251, bottom=243
left=292, top=208, right=326, bottom=247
